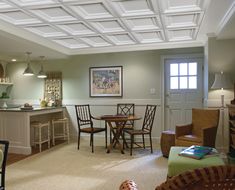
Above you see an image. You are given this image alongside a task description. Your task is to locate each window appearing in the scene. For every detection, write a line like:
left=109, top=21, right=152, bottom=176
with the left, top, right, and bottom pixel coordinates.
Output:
left=170, top=62, right=197, bottom=90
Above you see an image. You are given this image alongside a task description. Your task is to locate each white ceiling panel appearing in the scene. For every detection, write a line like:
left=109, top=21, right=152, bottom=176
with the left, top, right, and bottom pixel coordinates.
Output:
left=0, top=0, right=213, bottom=55
left=134, top=31, right=164, bottom=43
left=25, top=24, right=67, bottom=37
left=164, top=13, right=203, bottom=28
left=81, top=36, right=111, bottom=47
left=107, top=33, right=135, bottom=45
left=124, top=16, right=161, bottom=31
left=112, top=0, right=155, bottom=17
left=0, top=1, right=14, bottom=9
left=31, top=6, right=77, bottom=22
left=161, top=0, right=207, bottom=14
left=11, top=0, right=57, bottom=7
left=69, top=2, right=113, bottom=19
left=53, top=37, right=89, bottom=49
left=57, top=22, right=95, bottom=35
left=91, top=19, right=125, bottom=33
left=0, top=10, right=41, bottom=25
left=167, top=28, right=196, bottom=41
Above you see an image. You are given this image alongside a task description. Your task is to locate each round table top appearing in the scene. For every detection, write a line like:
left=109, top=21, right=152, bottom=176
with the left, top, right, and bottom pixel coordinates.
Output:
left=94, top=115, right=141, bottom=122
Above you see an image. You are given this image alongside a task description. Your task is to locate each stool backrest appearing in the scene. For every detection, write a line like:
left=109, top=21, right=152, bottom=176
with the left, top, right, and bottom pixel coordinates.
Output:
left=0, top=140, right=9, bottom=189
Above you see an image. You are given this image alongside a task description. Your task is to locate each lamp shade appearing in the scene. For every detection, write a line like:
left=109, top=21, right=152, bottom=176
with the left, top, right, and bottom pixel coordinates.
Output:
left=211, top=71, right=233, bottom=89
left=23, top=52, right=34, bottom=76
left=37, top=56, right=47, bottom=78
left=23, top=63, right=34, bottom=76
left=37, top=65, right=47, bottom=78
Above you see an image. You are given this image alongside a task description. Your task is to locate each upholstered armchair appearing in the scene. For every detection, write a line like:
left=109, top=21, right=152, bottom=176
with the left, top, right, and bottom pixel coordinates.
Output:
left=175, top=108, right=220, bottom=148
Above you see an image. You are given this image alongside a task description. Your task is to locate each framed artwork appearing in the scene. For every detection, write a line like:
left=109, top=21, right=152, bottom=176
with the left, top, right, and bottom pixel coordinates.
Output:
left=89, top=66, right=123, bottom=97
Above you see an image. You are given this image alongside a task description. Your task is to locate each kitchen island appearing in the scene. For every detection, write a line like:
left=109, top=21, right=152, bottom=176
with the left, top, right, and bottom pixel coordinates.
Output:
left=0, top=107, right=65, bottom=155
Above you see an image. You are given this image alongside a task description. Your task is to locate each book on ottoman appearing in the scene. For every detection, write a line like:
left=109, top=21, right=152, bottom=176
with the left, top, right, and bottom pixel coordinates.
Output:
left=179, top=145, right=213, bottom=160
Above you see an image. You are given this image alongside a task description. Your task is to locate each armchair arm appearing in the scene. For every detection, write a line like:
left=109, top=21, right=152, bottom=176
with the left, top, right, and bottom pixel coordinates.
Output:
left=202, top=126, right=217, bottom=147
left=175, top=124, right=193, bottom=138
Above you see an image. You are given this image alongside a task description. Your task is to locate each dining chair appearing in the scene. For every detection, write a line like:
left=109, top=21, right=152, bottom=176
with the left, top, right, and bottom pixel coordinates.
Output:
left=109, top=103, right=135, bottom=144
left=124, top=105, right=157, bottom=155
left=75, top=104, right=107, bottom=153
left=0, top=140, right=9, bottom=190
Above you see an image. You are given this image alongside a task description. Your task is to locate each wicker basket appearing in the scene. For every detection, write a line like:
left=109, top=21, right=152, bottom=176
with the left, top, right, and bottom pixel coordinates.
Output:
left=232, top=134, right=235, bottom=145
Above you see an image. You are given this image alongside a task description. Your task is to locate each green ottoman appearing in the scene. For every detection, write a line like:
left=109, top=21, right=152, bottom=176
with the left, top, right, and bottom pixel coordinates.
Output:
left=168, top=146, right=225, bottom=177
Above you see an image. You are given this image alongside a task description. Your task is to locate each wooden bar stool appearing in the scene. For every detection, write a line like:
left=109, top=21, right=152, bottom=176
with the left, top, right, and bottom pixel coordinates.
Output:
left=52, top=117, right=69, bottom=146
left=31, top=121, right=50, bottom=152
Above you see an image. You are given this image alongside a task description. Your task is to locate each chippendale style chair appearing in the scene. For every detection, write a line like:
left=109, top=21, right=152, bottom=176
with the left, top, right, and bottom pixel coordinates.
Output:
left=75, top=105, right=107, bottom=153
left=124, top=105, right=157, bottom=155
left=109, top=103, right=135, bottom=143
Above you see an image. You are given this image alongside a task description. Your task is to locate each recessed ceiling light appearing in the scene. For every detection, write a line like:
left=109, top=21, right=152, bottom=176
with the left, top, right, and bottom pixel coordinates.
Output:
left=11, top=59, right=17, bottom=62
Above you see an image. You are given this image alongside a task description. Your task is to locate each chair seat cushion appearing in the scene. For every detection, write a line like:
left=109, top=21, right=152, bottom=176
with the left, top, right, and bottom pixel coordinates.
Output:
left=125, top=129, right=149, bottom=135
left=177, top=135, right=202, bottom=143
left=81, top=127, right=105, bottom=133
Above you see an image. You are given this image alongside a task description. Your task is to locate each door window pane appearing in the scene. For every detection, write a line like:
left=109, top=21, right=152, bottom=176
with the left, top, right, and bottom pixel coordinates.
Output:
left=189, top=76, right=197, bottom=89
left=170, top=64, right=178, bottom=76
left=189, top=62, right=197, bottom=75
left=179, top=63, right=187, bottom=75
left=170, top=62, right=198, bottom=90
left=180, top=77, right=187, bottom=89
left=170, top=77, right=178, bottom=89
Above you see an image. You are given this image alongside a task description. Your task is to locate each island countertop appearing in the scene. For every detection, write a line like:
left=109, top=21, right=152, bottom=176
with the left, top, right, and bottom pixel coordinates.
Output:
left=0, top=106, right=64, bottom=112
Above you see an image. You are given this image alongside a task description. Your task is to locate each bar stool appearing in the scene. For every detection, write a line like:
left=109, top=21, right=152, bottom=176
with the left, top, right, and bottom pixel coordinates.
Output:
left=52, top=117, right=69, bottom=146
left=31, top=121, right=50, bottom=152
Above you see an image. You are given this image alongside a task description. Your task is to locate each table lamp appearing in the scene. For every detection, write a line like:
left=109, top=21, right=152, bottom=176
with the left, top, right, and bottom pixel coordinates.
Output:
left=211, top=71, right=233, bottom=156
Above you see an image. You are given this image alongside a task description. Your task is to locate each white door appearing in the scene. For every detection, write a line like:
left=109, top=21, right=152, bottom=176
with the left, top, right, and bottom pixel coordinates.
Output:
left=164, top=57, right=203, bottom=131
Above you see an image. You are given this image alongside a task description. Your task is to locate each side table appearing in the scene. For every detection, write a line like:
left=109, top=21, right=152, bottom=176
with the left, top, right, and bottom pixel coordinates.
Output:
left=160, top=130, right=175, bottom=158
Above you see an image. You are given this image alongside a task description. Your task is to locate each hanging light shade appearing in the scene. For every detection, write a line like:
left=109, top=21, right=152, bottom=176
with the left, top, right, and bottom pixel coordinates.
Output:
left=23, top=52, right=34, bottom=76
left=37, top=56, right=47, bottom=78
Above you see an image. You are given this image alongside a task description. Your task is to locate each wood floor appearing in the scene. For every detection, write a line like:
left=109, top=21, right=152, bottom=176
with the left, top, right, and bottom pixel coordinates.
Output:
left=7, top=140, right=66, bottom=165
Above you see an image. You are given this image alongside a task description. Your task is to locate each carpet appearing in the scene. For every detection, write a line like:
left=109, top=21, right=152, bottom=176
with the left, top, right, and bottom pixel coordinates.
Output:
left=6, top=139, right=168, bottom=190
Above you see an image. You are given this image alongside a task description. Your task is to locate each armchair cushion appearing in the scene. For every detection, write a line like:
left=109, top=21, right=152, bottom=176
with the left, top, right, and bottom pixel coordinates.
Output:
left=177, top=135, right=202, bottom=143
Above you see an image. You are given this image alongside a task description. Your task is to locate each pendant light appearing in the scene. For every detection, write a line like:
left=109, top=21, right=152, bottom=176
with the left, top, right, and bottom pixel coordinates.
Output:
left=37, top=56, right=47, bottom=78
left=23, top=52, right=34, bottom=76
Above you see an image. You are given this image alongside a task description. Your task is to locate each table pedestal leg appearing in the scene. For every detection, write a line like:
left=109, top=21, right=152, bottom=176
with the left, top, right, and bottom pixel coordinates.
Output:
left=107, top=121, right=126, bottom=154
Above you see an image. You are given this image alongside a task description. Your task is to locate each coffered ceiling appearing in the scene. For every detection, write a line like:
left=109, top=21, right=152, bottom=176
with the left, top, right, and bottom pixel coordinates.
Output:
left=0, top=0, right=234, bottom=59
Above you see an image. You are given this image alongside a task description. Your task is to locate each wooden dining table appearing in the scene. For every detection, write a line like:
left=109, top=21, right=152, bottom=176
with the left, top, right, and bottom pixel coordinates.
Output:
left=95, top=115, right=141, bottom=154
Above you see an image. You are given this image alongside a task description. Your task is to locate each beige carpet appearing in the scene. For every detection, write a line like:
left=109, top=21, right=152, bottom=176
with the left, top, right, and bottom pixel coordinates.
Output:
left=6, top=139, right=168, bottom=190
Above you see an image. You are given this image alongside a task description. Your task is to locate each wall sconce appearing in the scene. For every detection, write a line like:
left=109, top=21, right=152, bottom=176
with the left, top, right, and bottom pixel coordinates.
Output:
left=37, top=56, right=47, bottom=79
left=23, top=52, right=34, bottom=76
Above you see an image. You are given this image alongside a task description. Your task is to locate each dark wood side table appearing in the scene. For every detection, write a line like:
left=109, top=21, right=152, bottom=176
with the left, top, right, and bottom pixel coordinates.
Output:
left=161, top=130, right=175, bottom=158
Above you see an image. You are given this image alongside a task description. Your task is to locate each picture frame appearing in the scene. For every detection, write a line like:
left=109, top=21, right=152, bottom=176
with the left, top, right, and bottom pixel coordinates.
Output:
left=89, top=66, right=123, bottom=97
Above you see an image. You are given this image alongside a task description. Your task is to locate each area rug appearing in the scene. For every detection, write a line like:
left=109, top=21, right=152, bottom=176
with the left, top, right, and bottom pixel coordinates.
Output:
left=6, top=140, right=168, bottom=190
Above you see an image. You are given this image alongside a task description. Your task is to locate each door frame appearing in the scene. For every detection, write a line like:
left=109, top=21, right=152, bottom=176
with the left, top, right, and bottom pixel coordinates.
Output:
left=160, top=53, right=204, bottom=131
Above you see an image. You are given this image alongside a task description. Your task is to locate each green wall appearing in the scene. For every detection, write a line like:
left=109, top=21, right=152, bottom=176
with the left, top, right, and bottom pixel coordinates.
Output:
left=7, top=47, right=203, bottom=101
